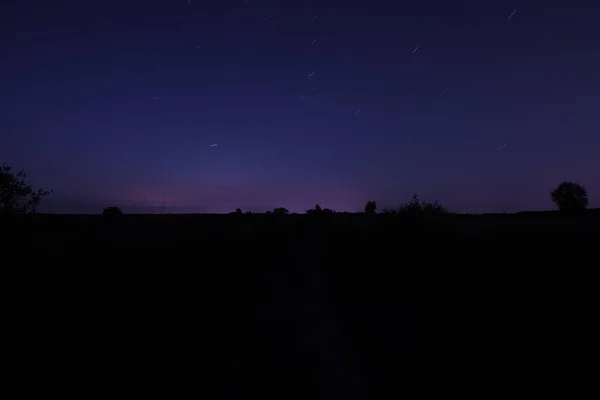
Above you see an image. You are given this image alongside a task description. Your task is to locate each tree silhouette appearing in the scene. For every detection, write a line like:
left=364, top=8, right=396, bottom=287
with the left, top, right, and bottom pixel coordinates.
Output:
left=364, top=200, right=377, bottom=214
left=103, top=206, right=123, bottom=218
left=398, top=194, right=423, bottom=216
left=272, top=207, right=289, bottom=216
left=382, top=194, right=449, bottom=217
left=306, top=204, right=323, bottom=215
left=0, top=163, right=52, bottom=215
left=550, top=181, right=588, bottom=213
left=235, top=208, right=242, bottom=214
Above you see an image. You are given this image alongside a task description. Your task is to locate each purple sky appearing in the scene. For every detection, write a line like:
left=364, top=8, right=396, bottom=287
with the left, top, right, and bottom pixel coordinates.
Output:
left=2, top=0, right=599, bottom=213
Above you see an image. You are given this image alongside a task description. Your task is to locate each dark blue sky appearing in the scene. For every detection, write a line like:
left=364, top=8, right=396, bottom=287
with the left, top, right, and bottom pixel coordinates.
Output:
left=2, top=0, right=599, bottom=213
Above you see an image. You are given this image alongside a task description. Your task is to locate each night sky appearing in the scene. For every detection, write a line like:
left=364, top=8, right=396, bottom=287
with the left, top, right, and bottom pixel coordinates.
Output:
left=2, top=0, right=599, bottom=214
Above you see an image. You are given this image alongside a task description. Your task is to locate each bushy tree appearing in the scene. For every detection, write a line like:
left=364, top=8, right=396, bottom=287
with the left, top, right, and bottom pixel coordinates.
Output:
left=0, top=163, right=52, bottom=215
left=364, top=200, right=377, bottom=214
left=383, top=194, right=449, bottom=217
left=102, top=206, right=123, bottom=218
left=272, top=207, right=289, bottom=216
left=550, top=181, right=588, bottom=213
left=306, top=204, right=323, bottom=215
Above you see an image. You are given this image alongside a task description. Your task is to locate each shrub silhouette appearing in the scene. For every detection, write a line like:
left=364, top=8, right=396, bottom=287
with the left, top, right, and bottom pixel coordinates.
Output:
left=364, top=201, right=377, bottom=214
left=550, top=181, right=588, bottom=213
left=306, top=204, right=323, bottom=215
left=103, top=206, right=123, bottom=218
left=0, top=163, right=52, bottom=215
left=384, top=194, right=449, bottom=218
left=272, top=207, right=289, bottom=216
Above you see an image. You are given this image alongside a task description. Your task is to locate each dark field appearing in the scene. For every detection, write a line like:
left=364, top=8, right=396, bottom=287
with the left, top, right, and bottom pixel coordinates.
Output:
left=2, top=212, right=600, bottom=398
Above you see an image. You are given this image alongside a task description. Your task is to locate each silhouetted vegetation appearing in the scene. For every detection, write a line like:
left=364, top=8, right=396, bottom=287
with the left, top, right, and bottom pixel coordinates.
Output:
left=364, top=200, right=377, bottom=214
left=272, top=207, right=289, bottom=216
left=551, top=181, right=588, bottom=213
left=2, top=175, right=598, bottom=398
left=103, top=206, right=123, bottom=218
left=382, top=193, right=449, bottom=218
left=306, top=204, right=323, bottom=215
left=0, top=163, right=52, bottom=215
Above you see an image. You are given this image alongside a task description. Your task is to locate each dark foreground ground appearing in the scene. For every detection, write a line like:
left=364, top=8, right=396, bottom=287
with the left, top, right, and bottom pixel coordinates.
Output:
left=1, top=212, right=600, bottom=398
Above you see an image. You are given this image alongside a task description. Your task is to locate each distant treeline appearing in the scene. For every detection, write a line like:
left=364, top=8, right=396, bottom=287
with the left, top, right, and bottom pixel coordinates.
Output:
left=0, top=162, right=591, bottom=217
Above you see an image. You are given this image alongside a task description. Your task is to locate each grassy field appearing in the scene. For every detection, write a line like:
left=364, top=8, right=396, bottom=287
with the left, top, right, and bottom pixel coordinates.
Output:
left=1, top=212, right=599, bottom=397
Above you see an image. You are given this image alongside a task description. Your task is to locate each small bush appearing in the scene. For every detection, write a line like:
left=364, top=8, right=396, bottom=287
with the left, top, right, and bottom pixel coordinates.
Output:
left=272, top=207, right=289, bottom=216
left=364, top=201, right=377, bottom=214
left=103, top=206, right=123, bottom=218
left=386, top=194, right=449, bottom=218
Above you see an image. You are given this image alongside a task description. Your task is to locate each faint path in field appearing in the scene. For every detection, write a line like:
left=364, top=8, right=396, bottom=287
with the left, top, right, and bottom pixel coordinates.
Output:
left=286, top=224, right=366, bottom=398
left=216, top=223, right=366, bottom=399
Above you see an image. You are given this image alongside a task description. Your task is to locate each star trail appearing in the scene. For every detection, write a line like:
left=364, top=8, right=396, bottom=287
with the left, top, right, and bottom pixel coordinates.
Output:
left=1, top=0, right=599, bottom=214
